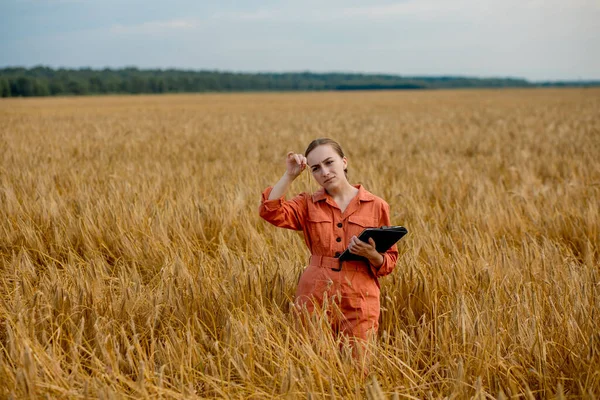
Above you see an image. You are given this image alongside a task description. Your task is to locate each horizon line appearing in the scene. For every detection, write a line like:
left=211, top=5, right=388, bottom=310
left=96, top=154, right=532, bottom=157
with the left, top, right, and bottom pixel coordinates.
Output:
left=2, top=65, right=600, bottom=84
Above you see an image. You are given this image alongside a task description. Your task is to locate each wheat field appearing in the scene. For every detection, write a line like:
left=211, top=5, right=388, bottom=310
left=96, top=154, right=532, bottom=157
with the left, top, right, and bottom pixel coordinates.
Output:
left=1, top=89, right=599, bottom=399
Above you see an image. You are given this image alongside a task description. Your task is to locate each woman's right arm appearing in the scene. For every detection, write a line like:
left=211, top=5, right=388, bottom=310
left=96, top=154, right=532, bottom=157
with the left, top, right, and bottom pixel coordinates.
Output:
left=268, top=152, right=307, bottom=200
left=259, top=152, right=308, bottom=230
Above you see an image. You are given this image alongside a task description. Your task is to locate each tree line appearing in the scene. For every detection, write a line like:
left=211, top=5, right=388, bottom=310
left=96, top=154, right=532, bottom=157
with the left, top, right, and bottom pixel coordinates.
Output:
left=1, top=66, right=597, bottom=97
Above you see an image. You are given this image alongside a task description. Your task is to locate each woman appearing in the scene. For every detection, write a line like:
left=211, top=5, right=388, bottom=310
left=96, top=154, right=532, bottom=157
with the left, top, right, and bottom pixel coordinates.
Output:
left=259, top=138, right=398, bottom=343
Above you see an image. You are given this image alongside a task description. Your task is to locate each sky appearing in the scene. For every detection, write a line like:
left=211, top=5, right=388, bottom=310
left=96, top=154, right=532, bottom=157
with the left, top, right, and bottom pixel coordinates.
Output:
left=1, top=0, right=599, bottom=81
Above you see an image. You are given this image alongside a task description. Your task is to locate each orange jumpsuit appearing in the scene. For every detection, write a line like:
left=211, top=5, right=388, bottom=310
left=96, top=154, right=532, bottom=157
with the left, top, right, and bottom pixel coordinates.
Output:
left=259, top=185, right=398, bottom=340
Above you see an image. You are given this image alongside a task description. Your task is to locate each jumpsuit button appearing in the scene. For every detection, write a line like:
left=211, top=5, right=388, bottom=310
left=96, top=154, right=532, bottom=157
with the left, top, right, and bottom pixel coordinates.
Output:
left=336, top=237, right=341, bottom=242
left=337, top=223, right=343, bottom=228
left=335, top=252, right=341, bottom=257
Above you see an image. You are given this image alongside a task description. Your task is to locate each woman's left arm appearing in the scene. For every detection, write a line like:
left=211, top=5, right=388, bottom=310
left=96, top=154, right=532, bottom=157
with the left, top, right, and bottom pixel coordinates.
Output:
left=371, top=202, right=399, bottom=277
left=347, top=201, right=399, bottom=277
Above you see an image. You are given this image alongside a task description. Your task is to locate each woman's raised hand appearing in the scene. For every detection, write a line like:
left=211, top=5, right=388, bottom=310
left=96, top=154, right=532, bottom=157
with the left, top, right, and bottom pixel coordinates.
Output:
left=285, top=151, right=307, bottom=178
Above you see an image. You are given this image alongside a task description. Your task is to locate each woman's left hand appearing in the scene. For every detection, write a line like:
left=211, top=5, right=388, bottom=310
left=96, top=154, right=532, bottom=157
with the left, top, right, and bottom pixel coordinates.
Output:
left=348, top=236, right=384, bottom=267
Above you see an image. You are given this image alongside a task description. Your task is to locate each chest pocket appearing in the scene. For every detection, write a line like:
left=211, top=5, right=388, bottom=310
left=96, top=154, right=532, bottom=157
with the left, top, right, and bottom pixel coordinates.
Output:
left=305, top=211, right=333, bottom=254
left=347, top=215, right=377, bottom=239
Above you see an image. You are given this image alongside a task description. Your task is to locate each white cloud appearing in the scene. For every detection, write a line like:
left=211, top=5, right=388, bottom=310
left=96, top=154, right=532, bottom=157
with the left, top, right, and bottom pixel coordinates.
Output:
left=110, top=19, right=198, bottom=35
left=15, top=0, right=90, bottom=3
left=211, top=9, right=281, bottom=21
left=339, top=0, right=600, bottom=21
left=342, top=1, right=464, bottom=18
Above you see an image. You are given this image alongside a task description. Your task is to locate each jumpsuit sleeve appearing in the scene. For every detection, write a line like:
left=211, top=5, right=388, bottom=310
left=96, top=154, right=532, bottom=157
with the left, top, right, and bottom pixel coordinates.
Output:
left=259, top=186, right=307, bottom=231
left=370, top=201, right=399, bottom=277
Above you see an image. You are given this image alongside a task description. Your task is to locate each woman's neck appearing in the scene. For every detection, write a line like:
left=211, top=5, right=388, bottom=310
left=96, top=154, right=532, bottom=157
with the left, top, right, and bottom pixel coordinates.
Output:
left=326, top=181, right=359, bottom=212
left=326, top=180, right=355, bottom=197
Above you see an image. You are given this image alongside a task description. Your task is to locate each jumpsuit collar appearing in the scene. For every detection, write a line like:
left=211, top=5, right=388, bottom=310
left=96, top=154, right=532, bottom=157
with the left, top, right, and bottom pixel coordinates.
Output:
left=311, top=185, right=375, bottom=217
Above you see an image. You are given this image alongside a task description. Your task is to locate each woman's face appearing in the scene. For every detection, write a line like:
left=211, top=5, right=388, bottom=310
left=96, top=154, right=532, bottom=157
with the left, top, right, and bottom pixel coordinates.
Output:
left=306, top=144, right=348, bottom=190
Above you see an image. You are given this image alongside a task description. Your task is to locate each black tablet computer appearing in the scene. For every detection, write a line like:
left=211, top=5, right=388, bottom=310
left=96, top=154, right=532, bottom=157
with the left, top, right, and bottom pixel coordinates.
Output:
left=338, top=226, right=408, bottom=262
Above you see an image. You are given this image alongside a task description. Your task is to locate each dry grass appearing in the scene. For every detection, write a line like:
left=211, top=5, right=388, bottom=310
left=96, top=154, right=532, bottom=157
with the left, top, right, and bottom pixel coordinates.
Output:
left=1, top=88, right=599, bottom=399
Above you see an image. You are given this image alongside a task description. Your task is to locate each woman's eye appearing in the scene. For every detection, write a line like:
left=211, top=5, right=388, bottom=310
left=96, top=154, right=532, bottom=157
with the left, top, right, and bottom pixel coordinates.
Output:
left=326, top=161, right=332, bottom=165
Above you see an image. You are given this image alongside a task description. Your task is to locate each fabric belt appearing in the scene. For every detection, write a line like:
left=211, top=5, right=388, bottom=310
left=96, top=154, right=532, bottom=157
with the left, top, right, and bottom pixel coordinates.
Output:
left=309, top=255, right=369, bottom=272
